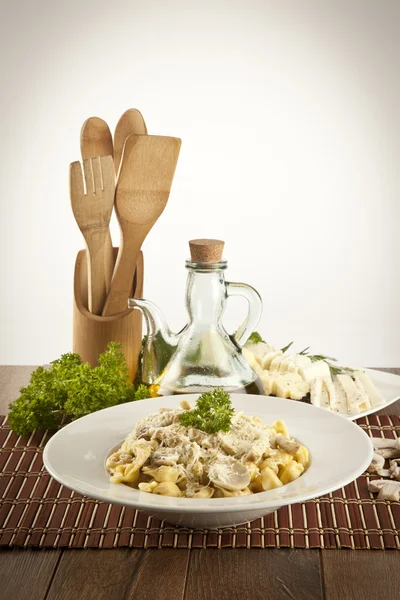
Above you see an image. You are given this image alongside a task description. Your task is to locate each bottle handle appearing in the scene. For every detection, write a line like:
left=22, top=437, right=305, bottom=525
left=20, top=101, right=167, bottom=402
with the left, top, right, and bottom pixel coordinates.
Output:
left=226, top=282, right=263, bottom=348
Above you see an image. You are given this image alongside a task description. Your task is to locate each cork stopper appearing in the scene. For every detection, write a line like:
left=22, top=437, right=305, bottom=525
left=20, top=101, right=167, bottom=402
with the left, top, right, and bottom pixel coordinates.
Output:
left=189, top=239, right=225, bottom=263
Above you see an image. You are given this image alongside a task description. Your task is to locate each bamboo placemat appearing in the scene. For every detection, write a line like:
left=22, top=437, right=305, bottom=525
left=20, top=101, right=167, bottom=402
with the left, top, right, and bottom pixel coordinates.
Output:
left=0, top=414, right=399, bottom=550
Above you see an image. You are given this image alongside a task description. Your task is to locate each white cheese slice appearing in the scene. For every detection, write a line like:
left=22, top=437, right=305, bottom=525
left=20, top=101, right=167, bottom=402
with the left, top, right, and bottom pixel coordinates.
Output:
left=269, top=354, right=286, bottom=372
left=331, top=379, right=348, bottom=413
left=310, top=377, right=336, bottom=409
left=310, top=377, right=323, bottom=407
left=242, top=347, right=263, bottom=375
left=324, top=378, right=336, bottom=409
left=280, top=354, right=312, bottom=374
left=243, top=342, right=277, bottom=365
left=299, top=360, right=332, bottom=383
left=336, top=374, right=370, bottom=414
left=261, top=350, right=283, bottom=370
left=277, top=357, right=291, bottom=373
left=274, top=372, right=309, bottom=400
left=260, top=370, right=277, bottom=395
left=353, top=370, right=385, bottom=407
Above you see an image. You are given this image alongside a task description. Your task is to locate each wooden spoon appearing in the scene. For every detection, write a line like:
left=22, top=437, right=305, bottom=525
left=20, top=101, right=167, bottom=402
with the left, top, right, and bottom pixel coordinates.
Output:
left=113, top=109, right=148, bottom=175
left=70, top=156, right=115, bottom=315
left=80, top=117, right=113, bottom=160
left=80, top=117, right=115, bottom=297
left=102, top=134, right=181, bottom=316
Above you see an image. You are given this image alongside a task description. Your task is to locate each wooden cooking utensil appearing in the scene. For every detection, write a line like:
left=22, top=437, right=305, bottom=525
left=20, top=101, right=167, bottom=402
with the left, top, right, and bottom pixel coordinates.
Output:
left=113, top=109, right=148, bottom=175
left=73, top=247, right=144, bottom=381
left=80, top=117, right=115, bottom=295
left=102, top=134, right=181, bottom=316
left=70, top=155, right=115, bottom=315
left=80, top=117, right=113, bottom=160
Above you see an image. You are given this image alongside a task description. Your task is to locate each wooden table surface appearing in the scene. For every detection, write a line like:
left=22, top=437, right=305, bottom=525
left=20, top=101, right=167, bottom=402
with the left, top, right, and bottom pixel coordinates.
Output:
left=0, top=366, right=399, bottom=600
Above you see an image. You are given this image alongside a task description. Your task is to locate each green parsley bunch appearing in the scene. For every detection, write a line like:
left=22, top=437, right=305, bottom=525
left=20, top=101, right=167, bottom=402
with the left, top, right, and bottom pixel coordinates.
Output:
left=8, top=343, right=150, bottom=436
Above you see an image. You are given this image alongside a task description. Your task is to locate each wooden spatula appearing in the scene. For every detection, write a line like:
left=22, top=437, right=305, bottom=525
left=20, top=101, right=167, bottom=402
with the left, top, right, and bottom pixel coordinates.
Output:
left=70, top=155, right=115, bottom=315
left=113, top=109, right=147, bottom=175
left=80, top=117, right=115, bottom=294
left=102, top=134, right=181, bottom=316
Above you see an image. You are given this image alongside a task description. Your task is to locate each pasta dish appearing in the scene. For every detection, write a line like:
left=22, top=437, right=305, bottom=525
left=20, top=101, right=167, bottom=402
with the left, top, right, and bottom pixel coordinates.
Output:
left=106, top=399, right=309, bottom=498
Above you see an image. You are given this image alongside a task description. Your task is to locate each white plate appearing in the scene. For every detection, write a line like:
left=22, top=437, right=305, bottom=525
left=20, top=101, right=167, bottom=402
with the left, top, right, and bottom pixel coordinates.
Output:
left=43, top=394, right=373, bottom=528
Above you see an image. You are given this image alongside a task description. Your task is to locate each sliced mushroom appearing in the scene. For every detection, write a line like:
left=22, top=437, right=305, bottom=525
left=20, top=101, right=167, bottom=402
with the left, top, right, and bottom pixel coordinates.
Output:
left=187, top=427, right=208, bottom=445
left=208, top=458, right=251, bottom=491
left=218, top=435, right=237, bottom=456
left=377, top=469, right=391, bottom=478
left=368, top=479, right=389, bottom=493
left=389, top=458, right=400, bottom=481
left=374, top=448, right=400, bottom=459
left=377, top=481, right=400, bottom=501
left=372, top=437, right=400, bottom=450
left=372, top=437, right=400, bottom=459
left=243, top=447, right=262, bottom=463
left=275, top=434, right=300, bottom=455
left=367, top=452, right=385, bottom=473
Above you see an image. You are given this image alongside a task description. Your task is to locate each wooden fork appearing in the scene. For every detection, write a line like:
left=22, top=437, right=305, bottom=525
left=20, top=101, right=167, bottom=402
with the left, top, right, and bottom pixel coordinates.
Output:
left=80, top=117, right=115, bottom=294
left=70, top=155, right=115, bottom=315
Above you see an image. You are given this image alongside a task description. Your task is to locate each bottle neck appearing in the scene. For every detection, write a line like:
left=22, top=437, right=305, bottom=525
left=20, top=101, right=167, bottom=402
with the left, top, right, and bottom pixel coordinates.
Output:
left=185, top=267, right=227, bottom=326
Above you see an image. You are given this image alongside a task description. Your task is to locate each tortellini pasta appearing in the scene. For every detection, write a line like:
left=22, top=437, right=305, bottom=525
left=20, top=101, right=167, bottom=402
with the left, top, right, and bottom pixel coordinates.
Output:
left=106, top=403, right=310, bottom=498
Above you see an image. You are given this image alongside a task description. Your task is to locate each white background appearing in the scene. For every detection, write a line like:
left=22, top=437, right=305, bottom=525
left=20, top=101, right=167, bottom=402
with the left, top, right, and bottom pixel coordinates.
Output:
left=0, top=0, right=399, bottom=366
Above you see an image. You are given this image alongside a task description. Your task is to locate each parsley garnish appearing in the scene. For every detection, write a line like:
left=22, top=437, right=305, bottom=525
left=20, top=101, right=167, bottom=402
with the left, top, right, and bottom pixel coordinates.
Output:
left=179, top=388, right=234, bottom=434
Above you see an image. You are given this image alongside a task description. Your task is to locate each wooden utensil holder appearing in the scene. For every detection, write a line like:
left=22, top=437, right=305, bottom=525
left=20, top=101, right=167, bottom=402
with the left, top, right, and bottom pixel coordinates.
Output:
left=73, top=248, right=144, bottom=381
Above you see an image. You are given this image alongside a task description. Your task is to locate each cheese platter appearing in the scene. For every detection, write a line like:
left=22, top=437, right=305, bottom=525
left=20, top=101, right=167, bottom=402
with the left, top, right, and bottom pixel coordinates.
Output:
left=242, top=336, right=400, bottom=420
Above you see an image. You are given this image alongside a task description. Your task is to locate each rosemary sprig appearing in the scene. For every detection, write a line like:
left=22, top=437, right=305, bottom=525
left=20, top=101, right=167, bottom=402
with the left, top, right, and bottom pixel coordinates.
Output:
left=281, top=341, right=294, bottom=353
left=299, top=347, right=354, bottom=377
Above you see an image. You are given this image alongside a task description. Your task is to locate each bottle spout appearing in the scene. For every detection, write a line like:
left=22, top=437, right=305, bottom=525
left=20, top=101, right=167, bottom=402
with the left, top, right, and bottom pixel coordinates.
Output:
left=128, top=298, right=180, bottom=384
